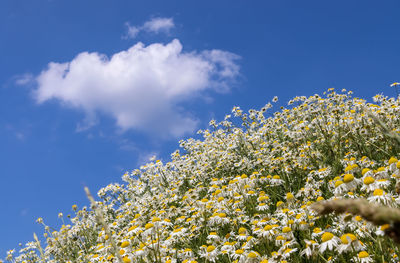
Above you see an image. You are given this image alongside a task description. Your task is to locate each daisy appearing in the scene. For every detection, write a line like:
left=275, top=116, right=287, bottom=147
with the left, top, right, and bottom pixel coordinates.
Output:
left=261, top=224, right=278, bottom=240
left=232, top=249, right=247, bottom=262
left=360, top=176, right=377, bottom=192
left=200, top=245, right=219, bottom=263
left=352, top=251, right=373, bottom=263
left=368, top=188, right=393, bottom=205
left=337, top=233, right=365, bottom=253
left=319, top=232, right=340, bottom=253
left=246, top=251, right=261, bottom=262
left=281, top=226, right=294, bottom=239
left=257, top=202, right=269, bottom=211
left=270, top=175, right=284, bottom=185
left=333, top=180, right=348, bottom=195
left=342, top=173, right=359, bottom=190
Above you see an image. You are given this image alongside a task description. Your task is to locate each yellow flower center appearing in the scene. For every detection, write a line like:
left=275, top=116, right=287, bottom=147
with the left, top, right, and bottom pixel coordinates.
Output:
left=381, top=224, right=390, bottom=231
left=389, top=157, right=398, bottom=165
left=120, top=241, right=130, bottom=248
left=313, top=227, right=321, bottom=233
left=358, top=251, right=369, bottom=258
left=282, top=227, right=292, bottom=233
left=363, top=176, right=375, bottom=185
left=235, top=249, right=244, bottom=254
left=286, top=193, right=294, bottom=200
left=247, top=252, right=258, bottom=258
left=343, top=174, right=354, bottom=183
left=335, top=180, right=343, bottom=188
left=219, top=212, right=226, bottom=217
left=373, top=189, right=384, bottom=196
left=264, top=225, right=273, bottom=231
left=206, top=245, right=215, bottom=252
left=145, top=223, right=154, bottom=229
left=321, top=232, right=334, bottom=242
left=238, top=227, right=247, bottom=234
left=362, top=168, right=370, bottom=175
left=377, top=167, right=386, bottom=172
left=340, top=233, right=356, bottom=244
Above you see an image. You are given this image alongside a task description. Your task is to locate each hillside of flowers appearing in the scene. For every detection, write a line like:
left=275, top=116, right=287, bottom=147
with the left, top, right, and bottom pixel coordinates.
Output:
left=6, top=88, right=400, bottom=263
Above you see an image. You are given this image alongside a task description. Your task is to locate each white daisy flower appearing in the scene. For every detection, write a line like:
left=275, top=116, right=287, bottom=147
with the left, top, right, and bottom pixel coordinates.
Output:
left=319, top=232, right=340, bottom=253
left=351, top=251, right=374, bottom=263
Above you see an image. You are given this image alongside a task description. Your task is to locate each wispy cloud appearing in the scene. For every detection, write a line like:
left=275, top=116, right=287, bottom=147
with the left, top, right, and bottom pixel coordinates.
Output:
left=30, top=39, right=240, bottom=139
left=124, top=17, right=175, bottom=39
left=14, top=73, right=34, bottom=86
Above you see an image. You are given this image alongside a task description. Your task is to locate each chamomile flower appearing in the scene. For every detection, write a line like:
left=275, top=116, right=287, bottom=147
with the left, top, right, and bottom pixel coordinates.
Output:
left=360, top=175, right=377, bottom=192
left=333, top=180, right=348, bottom=195
left=352, top=251, right=373, bottom=263
left=337, top=233, right=365, bottom=253
left=342, top=173, right=359, bottom=190
left=200, top=245, right=219, bottom=262
left=319, top=232, right=340, bottom=253
left=368, top=188, right=393, bottom=205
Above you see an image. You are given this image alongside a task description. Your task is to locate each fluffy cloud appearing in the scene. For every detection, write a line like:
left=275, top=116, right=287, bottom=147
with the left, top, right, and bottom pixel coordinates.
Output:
left=125, top=17, right=175, bottom=39
left=33, top=39, right=240, bottom=138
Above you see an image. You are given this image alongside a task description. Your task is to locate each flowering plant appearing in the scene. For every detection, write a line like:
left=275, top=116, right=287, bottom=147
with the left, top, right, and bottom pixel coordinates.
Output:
left=5, top=88, right=400, bottom=263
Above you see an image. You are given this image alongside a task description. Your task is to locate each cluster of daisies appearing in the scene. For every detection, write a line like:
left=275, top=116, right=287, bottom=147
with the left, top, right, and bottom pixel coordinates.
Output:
left=5, top=88, right=400, bottom=263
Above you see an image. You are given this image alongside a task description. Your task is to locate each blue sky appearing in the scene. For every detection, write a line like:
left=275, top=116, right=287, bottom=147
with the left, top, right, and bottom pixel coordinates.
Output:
left=1, top=0, right=400, bottom=256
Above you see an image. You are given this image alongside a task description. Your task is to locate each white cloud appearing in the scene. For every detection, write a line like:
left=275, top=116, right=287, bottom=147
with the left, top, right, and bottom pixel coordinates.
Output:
left=15, top=73, right=34, bottom=85
left=143, top=17, right=174, bottom=33
left=124, top=17, right=175, bottom=39
left=125, top=23, right=140, bottom=39
left=32, top=39, right=240, bottom=138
